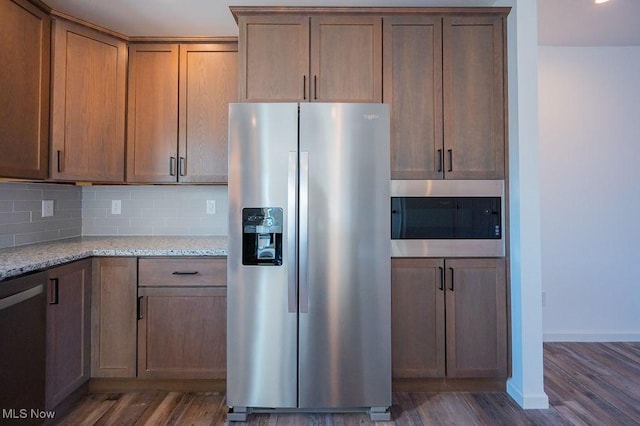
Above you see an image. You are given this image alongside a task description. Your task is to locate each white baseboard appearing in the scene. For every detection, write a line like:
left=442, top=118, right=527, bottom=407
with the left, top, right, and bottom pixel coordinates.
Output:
left=543, top=332, right=640, bottom=342
left=506, top=381, right=549, bottom=409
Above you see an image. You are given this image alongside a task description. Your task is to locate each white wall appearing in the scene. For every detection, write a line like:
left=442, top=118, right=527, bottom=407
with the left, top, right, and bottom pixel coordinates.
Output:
left=494, top=0, right=548, bottom=409
left=539, top=46, right=640, bottom=341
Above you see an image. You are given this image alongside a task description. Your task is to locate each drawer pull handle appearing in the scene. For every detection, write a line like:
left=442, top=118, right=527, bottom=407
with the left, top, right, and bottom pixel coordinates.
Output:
left=137, top=296, right=144, bottom=320
left=49, top=278, right=59, bottom=305
left=169, top=156, right=177, bottom=176
left=172, top=271, right=199, bottom=275
left=449, top=267, right=455, bottom=291
left=303, top=75, right=307, bottom=100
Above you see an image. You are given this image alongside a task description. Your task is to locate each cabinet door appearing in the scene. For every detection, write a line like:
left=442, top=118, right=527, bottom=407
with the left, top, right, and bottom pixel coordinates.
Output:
left=91, top=257, right=137, bottom=378
left=444, top=258, right=507, bottom=378
left=138, top=286, right=226, bottom=379
left=50, top=20, right=127, bottom=182
left=310, top=15, right=382, bottom=102
left=443, top=15, right=505, bottom=179
left=0, top=0, right=50, bottom=179
left=383, top=16, right=442, bottom=180
left=127, top=44, right=179, bottom=183
left=391, top=258, right=445, bottom=378
left=238, top=15, right=309, bottom=101
left=46, top=259, right=91, bottom=410
left=179, top=44, right=237, bottom=183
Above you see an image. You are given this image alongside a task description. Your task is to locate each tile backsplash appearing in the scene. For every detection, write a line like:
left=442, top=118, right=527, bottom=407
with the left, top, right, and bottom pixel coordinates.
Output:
left=0, top=182, right=82, bottom=249
left=0, top=183, right=228, bottom=249
left=82, top=185, right=228, bottom=236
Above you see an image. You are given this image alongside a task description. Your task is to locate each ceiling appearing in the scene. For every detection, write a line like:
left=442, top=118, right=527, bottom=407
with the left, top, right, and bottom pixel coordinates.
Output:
left=43, top=0, right=640, bottom=46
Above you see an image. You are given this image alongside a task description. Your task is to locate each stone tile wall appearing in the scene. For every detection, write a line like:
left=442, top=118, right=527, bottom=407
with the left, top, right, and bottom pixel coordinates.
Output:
left=0, top=182, right=82, bottom=249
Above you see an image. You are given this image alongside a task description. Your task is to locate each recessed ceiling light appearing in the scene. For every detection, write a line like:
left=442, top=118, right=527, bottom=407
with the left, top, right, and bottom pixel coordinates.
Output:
left=595, top=0, right=609, bottom=4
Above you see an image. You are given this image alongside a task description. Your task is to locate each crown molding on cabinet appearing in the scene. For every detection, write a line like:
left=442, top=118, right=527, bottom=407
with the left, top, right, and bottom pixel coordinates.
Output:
left=230, top=6, right=511, bottom=23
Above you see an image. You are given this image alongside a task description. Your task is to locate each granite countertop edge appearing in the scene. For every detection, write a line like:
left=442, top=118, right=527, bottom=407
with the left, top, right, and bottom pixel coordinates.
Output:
left=0, top=236, right=228, bottom=282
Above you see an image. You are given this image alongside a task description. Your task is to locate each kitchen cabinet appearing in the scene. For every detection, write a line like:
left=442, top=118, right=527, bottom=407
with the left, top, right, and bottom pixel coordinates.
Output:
left=137, top=257, right=227, bottom=379
left=127, top=43, right=237, bottom=183
left=391, top=258, right=445, bottom=378
left=45, top=259, right=91, bottom=410
left=383, top=16, right=443, bottom=180
left=391, top=257, right=507, bottom=379
left=50, top=19, right=127, bottom=182
left=0, top=0, right=50, bottom=180
left=91, top=257, right=137, bottom=378
left=443, top=15, right=505, bottom=179
left=383, top=12, right=506, bottom=179
left=236, top=10, right=381, bottom=102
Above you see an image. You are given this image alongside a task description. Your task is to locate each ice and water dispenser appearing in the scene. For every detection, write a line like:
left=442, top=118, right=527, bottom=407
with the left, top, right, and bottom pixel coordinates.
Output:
left=242, top=208, right=283, bottom=266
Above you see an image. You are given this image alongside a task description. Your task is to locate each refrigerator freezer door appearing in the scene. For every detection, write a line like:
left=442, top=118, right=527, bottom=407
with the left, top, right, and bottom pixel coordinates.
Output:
left=227, top=103, right=299, bottom=408
left=298, top=103, right=391, bottom=408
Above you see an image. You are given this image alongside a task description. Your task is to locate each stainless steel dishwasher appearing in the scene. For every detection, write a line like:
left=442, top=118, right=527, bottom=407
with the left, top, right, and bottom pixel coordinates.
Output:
left=0, top=271, right=46, bottom=422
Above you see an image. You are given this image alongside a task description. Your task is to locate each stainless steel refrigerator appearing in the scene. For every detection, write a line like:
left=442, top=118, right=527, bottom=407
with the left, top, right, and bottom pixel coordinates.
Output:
left=227, top=103, right=391, bottom=422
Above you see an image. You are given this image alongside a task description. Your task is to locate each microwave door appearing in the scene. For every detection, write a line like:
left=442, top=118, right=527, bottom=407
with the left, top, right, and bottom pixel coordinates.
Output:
left=391, top=198, right=405, bottom=239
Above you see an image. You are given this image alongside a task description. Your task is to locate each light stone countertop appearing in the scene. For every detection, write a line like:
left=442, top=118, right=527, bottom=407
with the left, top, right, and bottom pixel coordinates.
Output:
left=0, top=236, right=227, bottom=281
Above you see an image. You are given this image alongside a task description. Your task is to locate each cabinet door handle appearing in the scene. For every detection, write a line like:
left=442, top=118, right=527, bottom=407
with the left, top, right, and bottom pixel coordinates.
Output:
left=438, top=267, right=444, bottom=291
left=49, top=278, right=59, bottom=305
left=57, top=150, right=63, bottom=173
left=437, top=149, right=443, bottom=172
left=314, top=75, right=317, bottom=100
left=169, top=156, right=176, bottom=176
left=137, top=296, right=144, bottom=320
left=447, top=149, right=453, bottom=172
left=303, top=75, right=307, bottom=100
left=178, top=156, right=186, bottom=177
left=171, top=271, right=199, bottom=275
left=449, top=267, right=455, bottom=291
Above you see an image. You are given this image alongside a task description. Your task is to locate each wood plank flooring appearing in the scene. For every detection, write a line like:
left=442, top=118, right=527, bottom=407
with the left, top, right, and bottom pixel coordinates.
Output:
left=55, top=342, right=640, bottom=425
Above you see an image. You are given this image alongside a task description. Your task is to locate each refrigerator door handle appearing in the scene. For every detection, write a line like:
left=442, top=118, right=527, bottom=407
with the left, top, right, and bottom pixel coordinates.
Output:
left=299, top=151, right=309, bottom=313
left=287, top=151, right=298, bottom=313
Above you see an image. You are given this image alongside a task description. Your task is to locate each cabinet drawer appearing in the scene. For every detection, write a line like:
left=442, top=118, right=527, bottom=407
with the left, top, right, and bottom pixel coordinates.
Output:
left=138, top=257, right=226, bottom=287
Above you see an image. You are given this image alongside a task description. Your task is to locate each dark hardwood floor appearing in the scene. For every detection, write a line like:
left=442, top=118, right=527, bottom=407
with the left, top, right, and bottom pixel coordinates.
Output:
left=55, top=342, right=640, bottom=425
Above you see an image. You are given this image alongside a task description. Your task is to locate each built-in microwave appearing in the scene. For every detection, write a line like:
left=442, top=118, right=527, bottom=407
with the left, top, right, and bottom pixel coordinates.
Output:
left=391, top=180, right=505, bottom=257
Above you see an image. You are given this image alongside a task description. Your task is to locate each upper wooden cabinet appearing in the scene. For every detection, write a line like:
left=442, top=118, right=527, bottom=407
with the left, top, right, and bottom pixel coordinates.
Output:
left=126, top=44, right=179, bottom=183
left=236, top=10, right=381, bottom=102
left=50, top=19, right=127, bottom=182
left=443, top=15, right=505, bottom=179
left=237, top=15, right=308, bottom=101
left=127, top=43, right=237, bottom=183
left=0, top=0, right=50, bottom=179
left=384, top=12, right=507, bottom=179
left=383, top=16, right=443, bottom=180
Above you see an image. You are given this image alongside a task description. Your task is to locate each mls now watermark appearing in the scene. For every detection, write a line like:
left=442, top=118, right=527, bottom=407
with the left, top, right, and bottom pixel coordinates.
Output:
left=2, top=408, right=56, bottom=420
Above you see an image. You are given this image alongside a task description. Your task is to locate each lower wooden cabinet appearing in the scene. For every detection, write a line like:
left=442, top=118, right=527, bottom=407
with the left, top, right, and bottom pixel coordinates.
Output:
left=137, top=286, right=226, bottom=379
left=91, top=257, right=137, bottom=378
left=90, top=256, right=227, bottom=380
left=45, top=259, right=91, bottom=410
left=137, top=257, right=227, bottom=379
left=392, top=257, right=507, bottom=380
